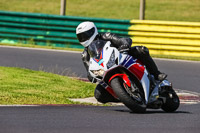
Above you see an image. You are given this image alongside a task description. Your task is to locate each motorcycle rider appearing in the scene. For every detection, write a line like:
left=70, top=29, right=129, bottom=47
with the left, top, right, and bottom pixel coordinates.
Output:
left=76, top=21, right=167, bottom=103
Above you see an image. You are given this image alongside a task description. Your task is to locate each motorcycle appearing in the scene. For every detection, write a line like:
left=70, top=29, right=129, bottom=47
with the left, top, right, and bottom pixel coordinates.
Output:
left=88, top=40, right=180, bottom=113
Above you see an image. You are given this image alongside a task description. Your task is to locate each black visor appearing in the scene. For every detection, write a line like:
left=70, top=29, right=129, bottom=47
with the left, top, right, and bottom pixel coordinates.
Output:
left=77, top=27, right=95, bottom=42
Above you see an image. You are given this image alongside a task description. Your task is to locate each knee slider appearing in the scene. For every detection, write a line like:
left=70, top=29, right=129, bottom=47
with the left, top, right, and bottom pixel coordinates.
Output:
left=94, top=89, right=107, bottom=103
left=94, top=85, right=106, bottom=103
left=94, top=88, right=101, bottom=100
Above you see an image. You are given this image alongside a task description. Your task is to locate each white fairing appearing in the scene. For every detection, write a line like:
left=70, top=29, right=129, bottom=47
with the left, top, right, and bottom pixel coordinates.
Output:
left=140, top=69, right=150, bottom=104
left=89, top=41, right=121, bottom=77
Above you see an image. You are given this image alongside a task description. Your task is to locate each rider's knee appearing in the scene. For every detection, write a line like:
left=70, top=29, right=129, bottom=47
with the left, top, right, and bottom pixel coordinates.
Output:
left=94, top=84, right=119, bottom=103
left=136, top=46, right=150, bottom=56
left=94, top=84, right=106, bottom=103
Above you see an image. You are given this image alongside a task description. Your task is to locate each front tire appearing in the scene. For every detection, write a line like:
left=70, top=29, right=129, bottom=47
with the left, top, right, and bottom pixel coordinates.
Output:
left=110, top=77, right=146, bottom=113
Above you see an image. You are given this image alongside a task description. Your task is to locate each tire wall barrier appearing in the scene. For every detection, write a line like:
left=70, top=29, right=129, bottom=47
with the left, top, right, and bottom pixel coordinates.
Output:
left=0, top=11, right=200, bottom=57
left=129, top=20, right=200, bottom=57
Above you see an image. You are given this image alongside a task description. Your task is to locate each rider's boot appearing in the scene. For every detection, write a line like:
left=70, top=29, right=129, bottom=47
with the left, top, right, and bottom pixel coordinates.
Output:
left=144, top=56, right=167, bottom=81
left=157, top=72, right=168, bottom=81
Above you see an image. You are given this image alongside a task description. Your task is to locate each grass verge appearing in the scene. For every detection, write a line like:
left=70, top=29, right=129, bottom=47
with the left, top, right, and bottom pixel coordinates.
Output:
left=0, top=66, right=96, bottom=105
left=0, top=0, right=200, bottom=22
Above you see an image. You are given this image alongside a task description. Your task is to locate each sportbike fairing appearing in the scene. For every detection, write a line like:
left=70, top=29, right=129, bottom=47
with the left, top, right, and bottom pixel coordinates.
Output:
left=88, top=40, right=121, bottom=71
left=87, top=40, right=179, bottom=112
left=88, top=40, right=150, bottom=104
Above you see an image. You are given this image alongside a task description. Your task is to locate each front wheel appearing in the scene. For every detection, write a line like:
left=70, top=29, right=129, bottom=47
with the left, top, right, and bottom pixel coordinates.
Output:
left=110, top=77, right=146, bottom=113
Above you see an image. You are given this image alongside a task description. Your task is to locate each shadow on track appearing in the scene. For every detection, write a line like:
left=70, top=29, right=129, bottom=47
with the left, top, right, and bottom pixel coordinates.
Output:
left=114, top=109, right=191, bottom=114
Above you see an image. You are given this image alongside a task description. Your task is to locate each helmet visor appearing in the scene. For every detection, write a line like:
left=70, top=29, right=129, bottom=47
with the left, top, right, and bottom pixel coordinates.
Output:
left=77, top=27, right=95, bottom=43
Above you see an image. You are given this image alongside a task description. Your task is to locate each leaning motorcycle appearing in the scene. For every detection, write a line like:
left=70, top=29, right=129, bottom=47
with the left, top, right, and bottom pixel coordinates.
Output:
left=88, top=40, right=180, bottom=113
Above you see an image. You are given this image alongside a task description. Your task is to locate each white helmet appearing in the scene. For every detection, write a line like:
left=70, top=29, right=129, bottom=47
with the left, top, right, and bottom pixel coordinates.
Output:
left=76, top=21, right=98, bottom=47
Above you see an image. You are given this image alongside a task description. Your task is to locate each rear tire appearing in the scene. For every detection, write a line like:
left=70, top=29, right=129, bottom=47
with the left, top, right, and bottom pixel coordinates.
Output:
left=161, top=89, right=180, bottom=112
left=110, top=77, right=146, bottom=113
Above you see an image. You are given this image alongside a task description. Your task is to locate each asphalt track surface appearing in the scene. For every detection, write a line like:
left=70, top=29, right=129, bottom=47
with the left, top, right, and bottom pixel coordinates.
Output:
left=0, top=46, right=200, bottom=133
left=0, top=105, right=199, bottom=133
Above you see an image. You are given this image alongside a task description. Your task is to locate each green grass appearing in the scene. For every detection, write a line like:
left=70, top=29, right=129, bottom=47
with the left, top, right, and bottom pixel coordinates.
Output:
left=0, top=0, right=200, bottom=22
left=0, top=67, right=96, bottom=104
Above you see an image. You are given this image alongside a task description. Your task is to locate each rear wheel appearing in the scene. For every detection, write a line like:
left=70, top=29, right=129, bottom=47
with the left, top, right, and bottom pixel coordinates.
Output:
left=110, top=77, right=146, bottom=113
left=161, top=88, right=180, bottom=112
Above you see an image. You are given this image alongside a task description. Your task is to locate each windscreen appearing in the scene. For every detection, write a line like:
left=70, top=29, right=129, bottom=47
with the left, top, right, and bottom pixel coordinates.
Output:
left=88, top=40, right=106, bottom=59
